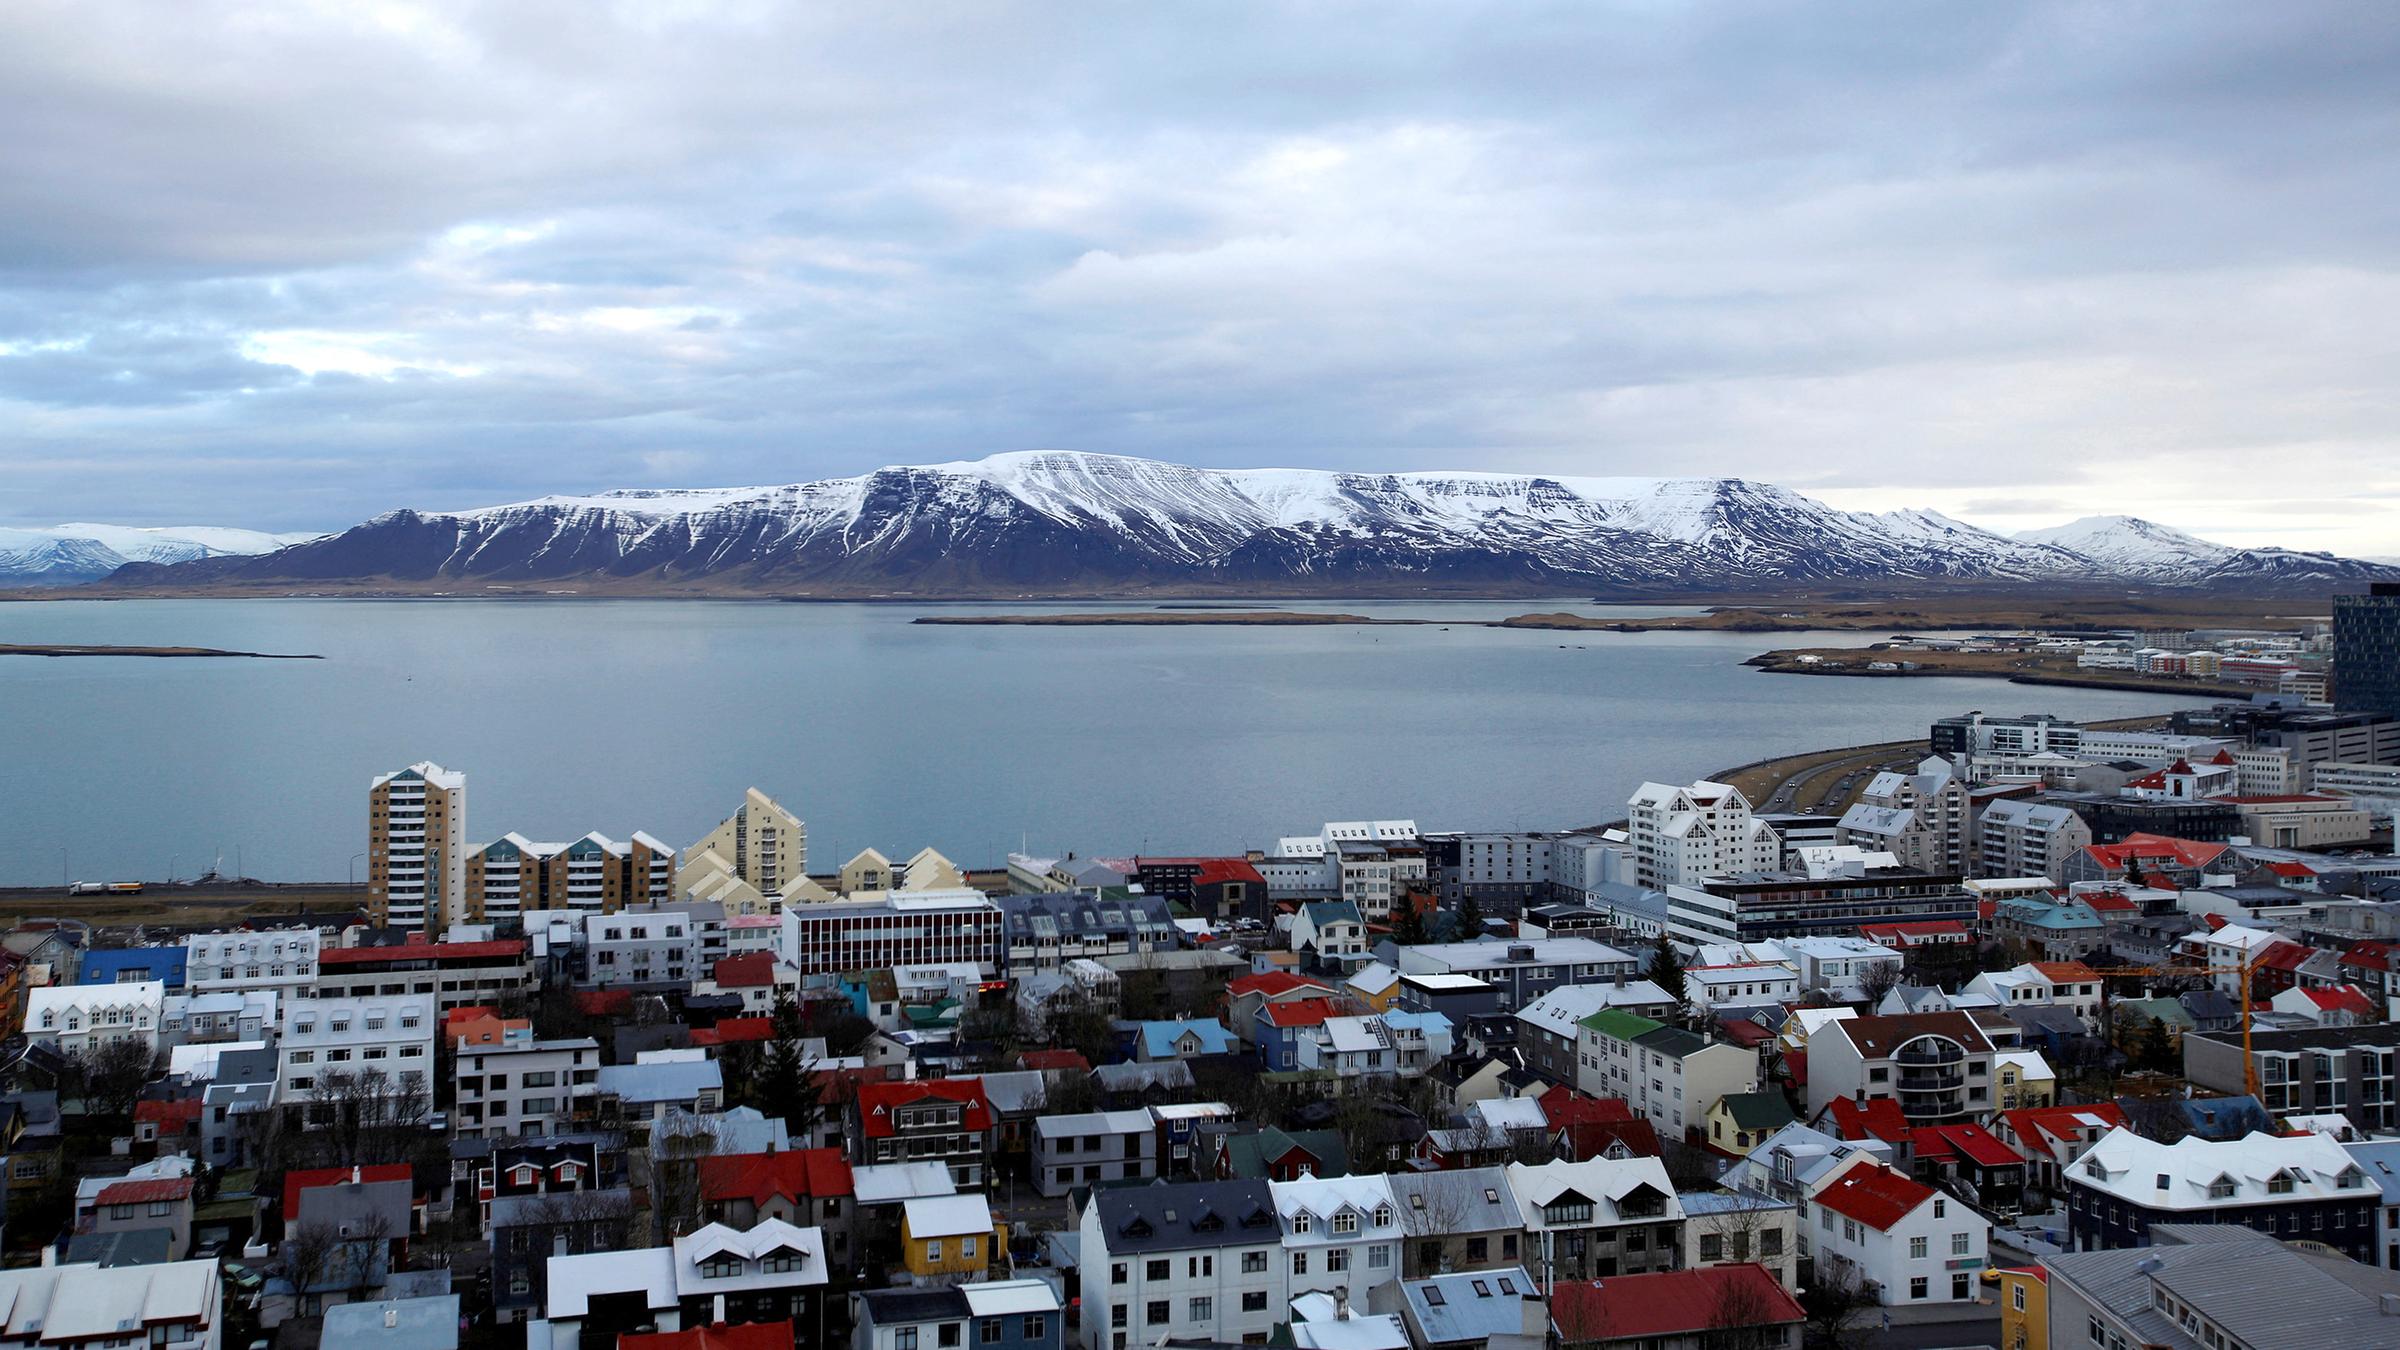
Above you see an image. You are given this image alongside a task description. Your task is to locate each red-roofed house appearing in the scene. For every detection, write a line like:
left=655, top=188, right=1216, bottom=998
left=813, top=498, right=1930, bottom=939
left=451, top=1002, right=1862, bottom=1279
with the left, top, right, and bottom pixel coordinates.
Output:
left=284, top=1164, right=418, bottom=1223
left=1859, top=920, right=1971, bottom=950
left=689, top=1016, right=774, bottom=1047
left=2066, top=834, right=2230, bottom=889
left=88, top=1175, right=196, bottom=1258
left=619, top=1322, right=793, bottom=1350
left=1014, top=1048, right=1091, bottom=1075
left=852, top=1079, right=994, bottom=1186
left=1822, top=1096, right=1913, bottom=1151
left=1909, top=1123, right=2027, bottom=1216
left=2339, top=942, right=2400, bottom=1005
left=1225, top=970, right=1339, bottom=1047
left=445, top=1005, right=531, bottom=1049
left=1542, top=1090, right=1665, bottom=1161
left=1808, top=1157, right=1989, bottom=1305
left=698, top=1148, right=856, bottom=1259
left=1550, top=1265, right=1804, bottom=1348
left=1130, top=855, right=1267, bottom=920
left=702, top=952, right=782, bottom=1014
left=132, top=1097, right=202, bottom=1150
left=2269, top=983, right=2379, bottom=1027
left=1992, top=1103, right=2127, bottom=1195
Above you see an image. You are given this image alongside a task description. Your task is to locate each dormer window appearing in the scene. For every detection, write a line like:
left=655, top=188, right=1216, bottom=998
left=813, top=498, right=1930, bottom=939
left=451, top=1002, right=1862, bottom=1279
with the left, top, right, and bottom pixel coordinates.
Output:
left=1291, top=1211, right=1310, bottom=1234
left=701, top=1256, right=742, bottom=1279
left=1372, top=1204, right=1392, bottom=1227
left=2207, top=1177, right=2236, bottom=1200
left=2267, top=1172, right=2296, bottom=1195
left=1332, top=1211, right=1358, bottom=1235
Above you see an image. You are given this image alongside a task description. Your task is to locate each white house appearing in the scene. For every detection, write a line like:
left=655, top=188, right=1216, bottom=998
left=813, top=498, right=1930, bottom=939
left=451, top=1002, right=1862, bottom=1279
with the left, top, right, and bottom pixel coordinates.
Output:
left=185, top=927, right=320, bottom=994
left=1777, top=938, right=1905, bottom=1002
left=1682, top=963, right=1802, bottom=1012
left=277, top=993, right=436, bottom=1107
left=1272, top=1175, right=1405, bottom=1303
left=26, top=981, right=165, bottom=1059
left=535, top=1219, right=829, bottom=1350
left=1962, top=962, right=2104, bottom=1027
left=1504, top=1157, right=1686, bottom=1282
left=1805, top=1158, right=1989, bottom=1306
left=1080, top=1178, right=1289, bottom=1350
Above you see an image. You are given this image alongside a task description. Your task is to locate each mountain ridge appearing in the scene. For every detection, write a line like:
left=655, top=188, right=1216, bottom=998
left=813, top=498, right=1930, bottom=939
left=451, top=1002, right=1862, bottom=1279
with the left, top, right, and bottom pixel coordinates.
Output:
left=70, top=451, right=2398, bottom=596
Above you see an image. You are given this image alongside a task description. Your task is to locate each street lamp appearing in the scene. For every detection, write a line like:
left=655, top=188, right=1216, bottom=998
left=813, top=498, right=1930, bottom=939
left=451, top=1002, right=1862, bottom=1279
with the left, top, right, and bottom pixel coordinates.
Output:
left=350, top=852, right=366, bottom=888
left=58, top=847, right=66, bottom=890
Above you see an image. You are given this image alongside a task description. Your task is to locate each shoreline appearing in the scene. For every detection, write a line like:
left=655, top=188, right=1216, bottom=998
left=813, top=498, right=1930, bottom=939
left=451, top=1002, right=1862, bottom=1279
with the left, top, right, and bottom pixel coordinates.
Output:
left=0, top=643, right=321, bottom=659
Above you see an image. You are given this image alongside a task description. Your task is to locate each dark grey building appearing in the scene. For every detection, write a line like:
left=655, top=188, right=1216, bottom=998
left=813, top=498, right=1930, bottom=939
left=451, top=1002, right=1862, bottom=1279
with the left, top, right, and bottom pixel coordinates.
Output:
left=2336, top=584, right=2400, bottom=719
left=2183, top=1022, right=2400, bottom=1130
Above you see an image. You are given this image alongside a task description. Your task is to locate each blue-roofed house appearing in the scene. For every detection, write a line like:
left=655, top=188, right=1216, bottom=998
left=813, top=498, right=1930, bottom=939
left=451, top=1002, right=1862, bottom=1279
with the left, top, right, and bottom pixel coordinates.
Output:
left=1989, top=896, right=2109, bottom=959
left=1292, top=900, right=1370, bottom=973
left=323, top=1295, right=461, bottom=1350
left=1380, top=1010, right=1456, bottom=1071
left=2172, top=1093, right=2273, bottom=1141
left=1384, top=1267, right=1546, bottom=1350
left=1135, top=1018, right=1239, bottom=1063
left=79, top=946, right=186, bottom=992
left=595, top=1058, right=724, bottom=1132
left=1676, top=1190, right=1800, bottom=1289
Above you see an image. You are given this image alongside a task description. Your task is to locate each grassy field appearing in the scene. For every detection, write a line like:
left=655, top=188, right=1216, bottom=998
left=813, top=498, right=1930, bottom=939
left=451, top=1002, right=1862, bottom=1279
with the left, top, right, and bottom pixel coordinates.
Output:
left=0, top=883, right=364, bottom=929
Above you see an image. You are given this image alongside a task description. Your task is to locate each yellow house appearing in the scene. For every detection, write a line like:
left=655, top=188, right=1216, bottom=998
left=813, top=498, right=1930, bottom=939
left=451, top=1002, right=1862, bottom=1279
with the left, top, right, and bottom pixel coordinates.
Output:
left=1345, top=964, right=1400, bottom=1013
left=1706, top=1091, right=1797, bottom=1159
left=1991, top=1266, right=2046, bottom=1350
left=902, top=1194, right=1004, bottom=1280
left=1995, top=1051, right=2057, bottom=1112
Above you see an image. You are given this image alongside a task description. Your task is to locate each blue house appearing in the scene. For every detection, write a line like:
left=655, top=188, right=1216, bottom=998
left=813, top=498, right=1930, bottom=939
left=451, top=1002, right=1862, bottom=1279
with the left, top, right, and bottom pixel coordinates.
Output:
left=856, top=1278, right=1062, bottom=1350
left=79, top=946, right=187, bottom=992
left=1135, top=1018, right=1239, bottom=1063
left=1254, top=996, right=1342, bottom=1072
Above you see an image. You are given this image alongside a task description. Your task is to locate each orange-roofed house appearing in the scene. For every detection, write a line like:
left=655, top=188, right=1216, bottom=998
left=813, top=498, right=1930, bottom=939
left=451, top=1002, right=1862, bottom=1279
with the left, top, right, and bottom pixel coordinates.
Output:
left=1551, top=1265, right=1804, bottom=1349
left=1991, top=1103, right=2127, bottom=1197
left=2269, top=982, right=2379, bottom=1028
left=132, top=1097, right=202, bottom=1152
left=445, top=1005, right=532, bottom=1049
left=1808, top=1157, right=1990, bottom=1305
left=88, top=1175, right=195, bottom=1259
left=702, top=952, right=782, bottom=1014
left=699, top=1147, right=855, bottom=1260
left=1225, top=970, right=1338, bottom=1047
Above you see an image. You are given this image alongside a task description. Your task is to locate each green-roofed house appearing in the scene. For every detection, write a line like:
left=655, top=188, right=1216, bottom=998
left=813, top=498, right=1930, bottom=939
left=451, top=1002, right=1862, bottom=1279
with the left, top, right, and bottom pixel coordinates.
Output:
left=1706, top=1090, right=1798, bottom=1158
left=1577, top=1008, right=1763, bottom=1143
left=1212, top=1126, right=1350, bottom=1183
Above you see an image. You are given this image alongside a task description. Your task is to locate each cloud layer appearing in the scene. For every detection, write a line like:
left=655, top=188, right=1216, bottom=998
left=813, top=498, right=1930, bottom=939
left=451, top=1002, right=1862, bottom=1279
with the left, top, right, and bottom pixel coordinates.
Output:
left=3, top=2, right=2397, bottom=552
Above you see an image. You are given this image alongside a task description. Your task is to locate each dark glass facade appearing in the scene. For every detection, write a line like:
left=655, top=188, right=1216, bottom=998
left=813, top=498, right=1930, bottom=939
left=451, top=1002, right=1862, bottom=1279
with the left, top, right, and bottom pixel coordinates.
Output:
left=2335, top=584, right=2400, bottom=718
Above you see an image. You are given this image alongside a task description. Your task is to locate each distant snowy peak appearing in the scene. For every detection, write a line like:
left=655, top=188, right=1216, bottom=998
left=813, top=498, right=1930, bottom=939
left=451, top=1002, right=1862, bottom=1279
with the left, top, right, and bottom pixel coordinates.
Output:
left=86, top=451, right=2400, bottom=594
left=0, top=523, right=316, bottom=586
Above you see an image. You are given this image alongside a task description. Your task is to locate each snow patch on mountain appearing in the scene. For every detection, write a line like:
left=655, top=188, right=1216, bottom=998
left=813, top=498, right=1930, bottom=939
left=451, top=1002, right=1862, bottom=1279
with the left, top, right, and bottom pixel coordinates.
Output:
left=0, top=523, right=318, bottom=585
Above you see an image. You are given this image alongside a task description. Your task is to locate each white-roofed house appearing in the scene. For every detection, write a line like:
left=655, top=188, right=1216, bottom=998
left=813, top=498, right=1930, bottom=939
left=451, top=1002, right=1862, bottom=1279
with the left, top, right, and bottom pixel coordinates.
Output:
left=2063, top=1127, right=2378, bottom=1260
left=26, top=980, right=165, bottom=1059
left=1503, top=1157, right=1684, bottom=1281
left=903, top=1193, right=1002, bottom=1283
left=1272, top=1175, right=1406, bottom=1304
left=533, top=1219, right=830, bottom=1350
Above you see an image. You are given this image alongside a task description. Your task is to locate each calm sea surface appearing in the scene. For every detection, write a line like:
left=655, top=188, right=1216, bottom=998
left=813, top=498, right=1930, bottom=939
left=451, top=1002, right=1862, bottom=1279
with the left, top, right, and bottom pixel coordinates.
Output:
left=0, top=599, right=2212, bottom=887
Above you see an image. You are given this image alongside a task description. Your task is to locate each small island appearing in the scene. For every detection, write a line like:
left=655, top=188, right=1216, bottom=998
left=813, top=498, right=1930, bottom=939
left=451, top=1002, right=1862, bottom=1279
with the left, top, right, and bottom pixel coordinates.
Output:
left=0, top=643, right=322, bottom=659
left=914, top=611, right=1414, bottom=626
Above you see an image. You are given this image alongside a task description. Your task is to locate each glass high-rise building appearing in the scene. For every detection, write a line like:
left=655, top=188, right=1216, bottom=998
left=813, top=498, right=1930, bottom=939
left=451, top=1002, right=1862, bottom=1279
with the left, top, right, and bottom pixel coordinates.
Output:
left=2334, top=583, right=2400, bottom=718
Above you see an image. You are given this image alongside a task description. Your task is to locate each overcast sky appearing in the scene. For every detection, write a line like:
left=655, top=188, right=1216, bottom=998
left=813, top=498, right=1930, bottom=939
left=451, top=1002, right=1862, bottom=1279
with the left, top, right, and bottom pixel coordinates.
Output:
left=3, top=2, right=2397, bottom=554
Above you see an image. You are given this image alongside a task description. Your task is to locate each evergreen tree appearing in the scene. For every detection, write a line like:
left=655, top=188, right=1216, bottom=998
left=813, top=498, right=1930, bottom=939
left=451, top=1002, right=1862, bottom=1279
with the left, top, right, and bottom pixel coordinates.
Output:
left=2138, top=1016, right=2177, bottom=1073
left=756, top=988, right=826, bottom=1142
left=1453, top=890, right=1487, bottom=942
left=1389, top=898, right=1429, bottom=947
left=1647, top=933, right=1689, bottom=1004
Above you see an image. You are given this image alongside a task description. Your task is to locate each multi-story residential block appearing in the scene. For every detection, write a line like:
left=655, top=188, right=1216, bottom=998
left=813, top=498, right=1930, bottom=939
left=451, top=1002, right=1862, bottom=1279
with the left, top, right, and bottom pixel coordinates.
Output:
left=853, top=1079, right=994, bottom=1188
left=535, top=1220, right=830, bottom=1350
left=0, top=1260, right=222, bottom=1350
left=1574, top=1010, right=1757, bottom=1140
left=679, top=786, right=807, bottom=897
left=583, top=909, right=698, bottom=988
left=1803, top=1012, right=1998, bottom=1127
left=1662, top=864, right=1977, bottom=948
left=1505, top=1157, right=1683, bottom=1282
left=452, top=1036, right=599, bottom=1141
left=1625, top=782, right=1782, bottom=889
left=1080, top=1178, right=1287, bottom=1350
left=1384, top=1167, right=1527, bottom=1278
left=780, top=891, right=1005, bottom=979
left=2064, top=1127, right=2376, bottom=1261
left=1838, top=758, right=1969, bottom=874
left=2182, top=1022, right=2400, bottom=1130
left=1932, top=712, right=2086, bottom=758
left=368, top=761, right=467, bottom=932
left=159, top=988, right=277, bottom=1049
left=1032, top=1111, right=1158, bottom=1198
left=1127, top=857, right=1267, bottom=922
left=1391, top=939, right=1637, bottom=1012
left=857, top=1280, right=1065, bottom=1350
left=1272, top=1175, right=1404, bottom=1302
left=277, top=993, right=436, bottom=1109
left=183, top=927, right=318, bottom=994
left=310, top=935, right=532, bottom=1013
left=1806, top=1158, right=1988, bottom=1305
left=465, top=830, right=675, bottom=924
left=1422, top=831, right=1563, bottom=915
left=1974, top=799, right=2093, bottom=881
left=26, top=980, right=164, bottom=1059
left=2046, top=1222, right=2400, bottom=1350
left=595, top=1056, right=723, bottom=1133
left=994, top=891, right=1179, bottom=974
left=1962, top=961, right=2104, bottom=1027
left=1682, top=962, right=1802, bottom=1012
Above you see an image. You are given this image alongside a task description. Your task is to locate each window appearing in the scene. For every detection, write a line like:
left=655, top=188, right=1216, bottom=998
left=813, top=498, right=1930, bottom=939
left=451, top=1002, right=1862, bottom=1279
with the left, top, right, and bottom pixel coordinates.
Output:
left=962, top=1237, right=977, bottom=1261
left=1910, top=1237, right=1928, bottom=1259
left=1702, top=1234, right=1724, bottom=1261
left=1910, top=1277, right=1929, bottom=1300
left=1242, top=1251, right=1267, bottom=1274
left=1242, top=1293, right=1267, bottom=1313
left=1147, top=1259, right=1169, bottom=1281
left=1952, top=1232, right=1971, bottom=1255
left=1333, top=1211, right=1359, bottom=1235
left=926, top=1241, right=943, bottom=1261
left=1368, top=1244, right=1389, bottom=1268
left=1291, top=1210, right=1310, bottom=1234
left=1327, top=1248, right=1349, bottom=1272
left=2013, top=1285, right=2027, bottom=1312
left=1465, top=1237, right=1488, bottom=1261
left=938, top=1325, right=960, bottom=1349
left=1292, top=1252, right=1307, bottom=1276
left=1933, top=1199, right=1946, bottom=1219
left=1189, top=1298, right=1212, bottom=1322
left=1145, top=1301, right=1169, bottom=1326
left=979, top=1319, right=1003, bottom=1344
left=701, top=1256, right=742, bottom=1279
left=1024, top=1317, right=1045, bottom=1341
left=897, top=1330, right=919, bottom=1350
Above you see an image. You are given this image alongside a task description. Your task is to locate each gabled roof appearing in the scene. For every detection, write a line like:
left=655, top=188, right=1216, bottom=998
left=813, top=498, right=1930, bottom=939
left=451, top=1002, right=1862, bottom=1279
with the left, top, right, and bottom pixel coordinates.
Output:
left=712, top=953, right=776, bottom=987
left=1912, top=1122, right=2022, bottom=1169
left=1229, top=970, right=1333, bottom=999
left=1825, top=1096, right=1912, bottom=1146
left=697, top=1148, right=854, bottom=1207
left=1715, top=1091, right=1797, bottom=1132
left=1263, top=997, right=1347, bottom=1029
left=1550, top=1265, right=1802, bottom=1342
left=1813, top=1160, right=1935, bottom=1232
left=2296, top=985, right=2377, bottom=1015
left=1825, top=1011, right=1994, bottom=1058
left=1138, top=1019, right=1238, bottom=1057
left=1091, top=1179, right=1280, bottom=1253
left=95, top=1176, right=193, bottom=1206
left=620, top=1323, right=792, bottom=1350
left=284, top=1164, right=414, bottom=1221
left=855, top=1078, right=993, bottom=1138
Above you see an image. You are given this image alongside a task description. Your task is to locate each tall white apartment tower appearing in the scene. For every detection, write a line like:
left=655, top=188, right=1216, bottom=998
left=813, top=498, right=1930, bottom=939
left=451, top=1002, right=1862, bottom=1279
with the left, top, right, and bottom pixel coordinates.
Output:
left=369, top=762, right=467, bottom=932
left=1625, top=779, right=1783, bottom=889
left=680, top=787, right=806, bottom=894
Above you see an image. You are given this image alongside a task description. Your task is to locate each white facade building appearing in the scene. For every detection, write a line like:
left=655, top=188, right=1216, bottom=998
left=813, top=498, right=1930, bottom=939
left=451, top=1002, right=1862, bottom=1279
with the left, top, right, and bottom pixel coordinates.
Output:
left=586, top=909, right=698, bottom=987
left=455, top=1037, right=603, bottom=1140
left=1273, top=1175, right=1405, bottom=1304
left=1806, top=1158, right=1989, bottom=1306
left=26, top=980, right=165, bottom=1059
left=184, top=927, right=320, bottom=994
left=1626, top=781, right=1782, bottom=889
left=276, top=993, right=436, bottom=1105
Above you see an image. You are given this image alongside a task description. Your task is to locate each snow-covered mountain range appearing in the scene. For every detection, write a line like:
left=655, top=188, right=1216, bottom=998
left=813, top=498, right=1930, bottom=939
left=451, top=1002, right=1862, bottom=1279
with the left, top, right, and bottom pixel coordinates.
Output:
left=0, top=523, right=321, bottom=586
left=71, top=452, right=2398, bottom=595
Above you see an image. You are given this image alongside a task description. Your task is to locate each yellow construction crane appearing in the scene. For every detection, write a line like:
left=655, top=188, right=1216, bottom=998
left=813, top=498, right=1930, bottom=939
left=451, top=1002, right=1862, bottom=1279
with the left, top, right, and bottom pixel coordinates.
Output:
left=2079, top=950, right=2267, bottom=1101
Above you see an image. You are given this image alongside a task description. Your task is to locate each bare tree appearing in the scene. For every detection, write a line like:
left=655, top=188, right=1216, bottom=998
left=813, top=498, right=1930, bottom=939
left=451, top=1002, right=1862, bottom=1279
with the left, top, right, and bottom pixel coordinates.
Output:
left=282, top=1222, right=340, bottom=1319
left=305, top=1067, right=431, bottom=1170
left=1855, top=961, right=1902, bottom=1008
left=519, top=1188, right=637, bottom=1254
left=1704, top=1266, right=1788, bottom=1350
left=2117, top=1093, right=2194, bottom=1144
left=1801, top=1260, right=1880, bottom=1350
left=73, top=1039, right=156, bottom=1119
left=345, top=1210, right=396, bottom=1300
left=647, top=1111, right=729, bottom=1241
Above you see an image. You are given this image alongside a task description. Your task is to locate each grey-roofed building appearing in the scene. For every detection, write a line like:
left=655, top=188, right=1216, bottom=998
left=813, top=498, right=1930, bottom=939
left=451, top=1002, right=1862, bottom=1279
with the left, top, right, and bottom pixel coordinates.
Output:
left=997, top=890, right=1179, bottom=975
left=1375, top=1267, right=1545, bottom=1350
left=2183, top=1022, right=2400, bottom=1131
left=594, top=1057, right=723, bottom=1131
left=2044, top=1222, right=2400, bottom=1350
left=200, top=1045, right=277, bottom=1167
left=1079, top=1179, right=1285, bottom=1350
left=1093, top=1059, right=1195, bottom=1107
left=1033, top=1110, right=1159, bottom=1198
left=322, top=1294, right=462, bottom=1350
left=64, top=1227, right=173, bottom=1267
left=1385, top=1168, right=1526, bottom=1279
left=1389, top=939, right=1638, bottom=1012
left=2343, top=1138, right=2400, bottom=1272
left=490, top=1186, right=634, bottom=1322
